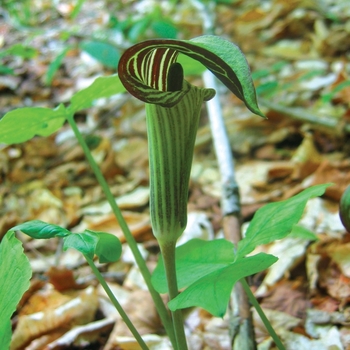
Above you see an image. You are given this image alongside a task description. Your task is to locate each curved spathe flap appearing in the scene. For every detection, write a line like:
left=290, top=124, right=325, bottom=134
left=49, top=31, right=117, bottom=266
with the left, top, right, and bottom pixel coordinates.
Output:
left=118, top=35, right=265, bottom=117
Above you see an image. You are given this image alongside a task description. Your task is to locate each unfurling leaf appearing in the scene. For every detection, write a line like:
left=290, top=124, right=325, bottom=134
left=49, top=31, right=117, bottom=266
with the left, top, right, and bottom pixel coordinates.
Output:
left=63, top=232, right=98, bottom=260
left=11, top=220, right=71, bottom=239
left=236, top=183, right=332, bottom=259
left=63, top=230, right=122, bottom=263
left=86, top=230, right=122, bottom=263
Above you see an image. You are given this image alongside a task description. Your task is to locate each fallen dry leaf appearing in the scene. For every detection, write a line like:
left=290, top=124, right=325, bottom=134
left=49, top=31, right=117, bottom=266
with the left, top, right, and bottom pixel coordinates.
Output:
left=11, top=286, right=98, bottom=350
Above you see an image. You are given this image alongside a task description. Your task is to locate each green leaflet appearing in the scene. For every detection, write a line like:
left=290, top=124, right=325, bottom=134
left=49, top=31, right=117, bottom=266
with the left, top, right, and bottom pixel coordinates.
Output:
left=12, top=220, right=122, bottom=264
left=0, top=74, right=126, bottom=145
left=152, top=184, right=331, bottom=316
left=91, top=231, right=122, bottom=263
left=11, top=220, right=71, bottom=239
left=62, top=230, right=122, bottom=263
left=0, top=231, right=32, bottom=349
left=79, top=40, right=120, bottom=69
left=63, top=232, right=98, bottom=260
left=45, top=46, right=71, bottom=85
left=0, top=104, right=67, bottom=144
left=69, top=74, right=126, bottom=113
left=168, top=252, right=277, bottom=317
left=152, top=239, right=235, bottom=293
left=236, top=183, right=332, bottom=259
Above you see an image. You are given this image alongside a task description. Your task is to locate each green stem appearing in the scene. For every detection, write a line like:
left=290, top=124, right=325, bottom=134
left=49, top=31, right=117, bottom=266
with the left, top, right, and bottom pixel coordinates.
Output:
left=159, top=241, right=188, bottom=350
left=240, top=278, right=286, bottom=350
left=66, top=114, right=177, bottom=349
left=85, top=256, right=149, bottom=350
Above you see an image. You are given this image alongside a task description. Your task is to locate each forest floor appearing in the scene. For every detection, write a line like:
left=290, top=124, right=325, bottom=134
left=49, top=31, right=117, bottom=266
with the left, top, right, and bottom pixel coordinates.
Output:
left=1, top=0, right=350, bottom=349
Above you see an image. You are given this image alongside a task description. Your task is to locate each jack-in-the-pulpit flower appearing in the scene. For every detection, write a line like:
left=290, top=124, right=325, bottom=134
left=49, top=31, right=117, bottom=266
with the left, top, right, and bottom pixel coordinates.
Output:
left=118, top=35, right=264, bottom=245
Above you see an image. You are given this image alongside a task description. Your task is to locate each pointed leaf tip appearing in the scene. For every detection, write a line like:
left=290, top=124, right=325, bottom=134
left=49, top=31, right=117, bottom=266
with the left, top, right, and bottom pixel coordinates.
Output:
left=188, top=35, right=265, bottom=118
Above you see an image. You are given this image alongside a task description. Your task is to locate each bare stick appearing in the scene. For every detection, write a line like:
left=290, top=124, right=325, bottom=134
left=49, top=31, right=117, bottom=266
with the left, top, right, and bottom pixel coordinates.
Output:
left=193, top=0, right=257, bottom=347
left=203, top=71, right=256, bottom=350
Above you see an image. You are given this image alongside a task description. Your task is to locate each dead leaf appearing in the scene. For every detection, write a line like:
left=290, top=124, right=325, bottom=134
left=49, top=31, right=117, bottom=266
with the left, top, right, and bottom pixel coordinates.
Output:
left=46, top=266, right=86, bottom=291
left=104, top=290, right=165, bottom=350
left=46, top=317, right=114, bottom=349
left=11, top=286, right=98, bottom=350
left=260, top=280, right=311, bottom=319
left=311, top=160, right=350, bottom=201
left=73, top=211, right=151, bottom=243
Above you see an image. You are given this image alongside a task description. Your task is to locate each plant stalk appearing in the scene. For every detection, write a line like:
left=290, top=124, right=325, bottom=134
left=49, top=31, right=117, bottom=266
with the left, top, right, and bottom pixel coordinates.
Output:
left=240, top=278, right=286, bottom=350
left=66, top=113, right=177, bottom=349
left=159, top=240, right=188, bottom=350
left=85, top=256, right=149, bottom=350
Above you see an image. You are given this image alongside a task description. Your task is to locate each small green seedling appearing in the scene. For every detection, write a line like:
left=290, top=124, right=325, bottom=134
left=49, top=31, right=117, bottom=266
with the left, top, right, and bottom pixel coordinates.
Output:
left=6, top=221, right=150, bottom=349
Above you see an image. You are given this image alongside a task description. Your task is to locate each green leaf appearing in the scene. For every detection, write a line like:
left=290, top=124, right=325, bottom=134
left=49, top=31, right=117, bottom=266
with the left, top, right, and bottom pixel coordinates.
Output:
left=322, top=80, right=350, bottom=104
left=45, top=46, right=71, bottom=86
left=0, top=104, right=67, bottom=144
left=80, top=41, right=120, bottom=69
left=168, top=253, right=277, bottom=317
left=151, top=20, right=178, bottom=39
left=11, top=220, right=71, bottom=239
left=63, top=232, right=98, bottom=260
left=0, top=65, right=14, bottom=75
left=70, top=0, right=87, bottom=19
left=128, top=17, right=151, bottom=42
left=236, top=183, right=332, bottom=259
left=69, top=74, right=126, bottom=113
left=288, top=225, right=319, bottom=241
left=256, top=81, right=278, bottom=97
left=152, top=239, right=235, bottom=293
left=85, top=134, right=102, bottom=150
left=0, top=43, right=37, bottom=59
left=63, top=230, right=121, bottom=263
left=0, top=322, right=11, bottom=350
left=251, top=68, right=271, bottom=80
left=88, top=230, right=122, bottom=263
left=0, top=231, right=32, bottom=349
left=153, top=239, right=277, bottom=316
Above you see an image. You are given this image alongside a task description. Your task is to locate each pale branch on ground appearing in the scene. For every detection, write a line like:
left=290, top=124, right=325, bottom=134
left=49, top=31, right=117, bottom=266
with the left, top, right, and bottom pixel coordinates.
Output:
left=203, top=70, right=256, bottom=350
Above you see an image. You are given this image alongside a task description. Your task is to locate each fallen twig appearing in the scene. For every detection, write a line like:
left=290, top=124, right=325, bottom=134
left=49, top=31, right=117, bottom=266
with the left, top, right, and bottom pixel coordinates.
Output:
left=203, top=70, right=256, bottom=350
